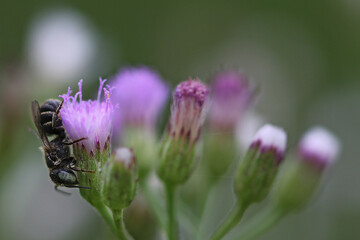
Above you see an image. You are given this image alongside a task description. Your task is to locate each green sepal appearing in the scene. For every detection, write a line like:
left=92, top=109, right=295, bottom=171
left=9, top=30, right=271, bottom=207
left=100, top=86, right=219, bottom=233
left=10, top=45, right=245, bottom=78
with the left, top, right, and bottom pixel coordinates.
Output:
left=74, top=144, right=111, bottom=206
left=102, top=154, right=138, bottom=210
left=234, top=147, right=279, bottom=206
left=157, top=133, right=199, bottom=186
left=274, top=159, right=321, bottom=212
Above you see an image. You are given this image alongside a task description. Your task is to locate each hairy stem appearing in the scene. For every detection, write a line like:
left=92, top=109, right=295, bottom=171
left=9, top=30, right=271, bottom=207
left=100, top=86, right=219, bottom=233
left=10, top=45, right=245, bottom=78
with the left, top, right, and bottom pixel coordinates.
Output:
left=237, top=207, right=285, bottom=240
left=94, top=203, right=116, bottom=233
left=165, top=183, right=178, bottom=240
left=112, top=209, right=133, bottom=240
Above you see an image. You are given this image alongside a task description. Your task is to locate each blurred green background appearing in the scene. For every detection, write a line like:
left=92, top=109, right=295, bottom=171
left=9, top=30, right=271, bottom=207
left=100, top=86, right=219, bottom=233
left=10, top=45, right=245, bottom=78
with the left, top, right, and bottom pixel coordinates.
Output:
left=0, top=1, right=359, bottom=239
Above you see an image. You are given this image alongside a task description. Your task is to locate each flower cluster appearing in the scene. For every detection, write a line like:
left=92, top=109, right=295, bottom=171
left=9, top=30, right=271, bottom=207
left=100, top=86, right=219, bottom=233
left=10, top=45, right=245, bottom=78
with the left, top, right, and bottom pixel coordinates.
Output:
left=47, top=66, right=341, bottom=240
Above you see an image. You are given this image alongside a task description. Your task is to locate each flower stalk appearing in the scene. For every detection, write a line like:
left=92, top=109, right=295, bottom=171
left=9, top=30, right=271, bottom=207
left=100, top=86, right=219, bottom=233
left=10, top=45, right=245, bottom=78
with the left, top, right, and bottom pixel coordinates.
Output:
left=210, top=203, right=247, bottom=240
left=157, top=78, right=209, bottom=240
left=234, top=126, right=340, bottom=240
left=210, top=124, right=287, bottom=239
left=113, top=209, right=134, bottom=240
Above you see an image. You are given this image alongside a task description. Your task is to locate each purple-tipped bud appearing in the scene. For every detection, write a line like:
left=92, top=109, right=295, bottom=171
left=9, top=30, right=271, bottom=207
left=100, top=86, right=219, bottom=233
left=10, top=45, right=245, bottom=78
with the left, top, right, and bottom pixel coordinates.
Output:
left=274, top=127, right=340, bottom=211
left=157, top=78, right=210, bottom=185
left=298, top=127, right=340, bottom=170
left=112, top=66, right=169, bottom=131
left=235, top=124, right=287, bottom=206
left=60, top=78, right=114, bottom=155
left=251, top=124, right=287, bottom=163
left=209, top=70, right=253, bottom=131
left=170, top=78, right=210, bottom=144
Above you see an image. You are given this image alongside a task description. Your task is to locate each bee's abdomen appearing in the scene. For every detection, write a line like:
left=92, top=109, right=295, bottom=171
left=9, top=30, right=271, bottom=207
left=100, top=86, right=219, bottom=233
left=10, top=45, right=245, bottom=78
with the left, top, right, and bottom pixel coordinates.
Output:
left=40, top=99, right=61, bottom=113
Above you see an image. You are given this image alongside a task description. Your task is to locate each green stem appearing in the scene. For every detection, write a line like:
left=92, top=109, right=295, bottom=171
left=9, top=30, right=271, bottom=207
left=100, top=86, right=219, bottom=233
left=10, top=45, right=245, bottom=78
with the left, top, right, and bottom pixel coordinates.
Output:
left=237, top=207, right=285, bottom=240
left=141, top=181, right=167, bottom=230
left=210, top=203, right=248, bottom=240
left=196, top=183, right=216, bottom=240
left=165, top=183, right=178, bottom=240
left=112, top=209, right=133, bottom=240
left=94, top=203, right=116, bottom=233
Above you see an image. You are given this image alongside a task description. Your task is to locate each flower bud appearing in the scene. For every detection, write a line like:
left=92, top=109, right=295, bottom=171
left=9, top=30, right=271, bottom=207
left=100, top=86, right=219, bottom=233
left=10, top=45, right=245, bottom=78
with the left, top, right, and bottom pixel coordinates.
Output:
left=112, top=66, right=169, bottom=178
left=234, top=124, right=287, bottom=207
left=102, top=147, right=138, bottom=210
left=203, top=71, right=254, bottom=180
left=275, top=127, right=340, bottom=211
left=209, top=70, right=253, bottom=131
left=157, top=78, right=209, bottom=185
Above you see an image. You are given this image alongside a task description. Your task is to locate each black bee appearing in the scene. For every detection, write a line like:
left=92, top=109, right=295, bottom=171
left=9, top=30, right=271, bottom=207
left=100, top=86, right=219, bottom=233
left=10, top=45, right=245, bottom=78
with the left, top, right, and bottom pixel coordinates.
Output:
left=31, top=100, right=93, bottom=192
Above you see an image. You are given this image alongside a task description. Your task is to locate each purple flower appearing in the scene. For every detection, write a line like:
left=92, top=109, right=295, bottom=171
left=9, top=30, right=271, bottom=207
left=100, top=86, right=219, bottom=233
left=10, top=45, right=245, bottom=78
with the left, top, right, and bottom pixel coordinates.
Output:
left=112, top=66, right=169, bottom=131
left=298, top=127, right=340, bottom=170
left=251, top=124, right=287, bottom=163
left=169, top=78, right=210, bottom=144
left=59, top=78, right=114, bottom=155
left=209, top=70, right=253, bottom=131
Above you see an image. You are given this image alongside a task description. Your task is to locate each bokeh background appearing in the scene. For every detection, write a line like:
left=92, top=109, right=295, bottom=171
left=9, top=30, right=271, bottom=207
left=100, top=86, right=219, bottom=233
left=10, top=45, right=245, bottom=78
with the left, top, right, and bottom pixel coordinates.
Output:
left=0, top=1, right=359, bottom=239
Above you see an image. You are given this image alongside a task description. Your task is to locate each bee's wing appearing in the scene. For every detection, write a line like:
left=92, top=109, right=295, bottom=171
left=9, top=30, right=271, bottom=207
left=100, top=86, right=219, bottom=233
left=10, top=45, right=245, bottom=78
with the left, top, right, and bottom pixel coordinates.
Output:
left=31, top=100, right=50, bottom=148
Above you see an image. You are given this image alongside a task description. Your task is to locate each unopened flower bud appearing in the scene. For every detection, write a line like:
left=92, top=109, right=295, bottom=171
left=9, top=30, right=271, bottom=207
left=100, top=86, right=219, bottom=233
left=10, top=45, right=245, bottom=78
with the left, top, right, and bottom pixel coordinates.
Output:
left=234, top=124, right=287, bottom=207
left=157, top=78, right=209, bottom=185
left=102, top=147, right=138, bottom=210
left=209, top=70, right=253, bottom=131
left=275, top=127, right=340, bottom=211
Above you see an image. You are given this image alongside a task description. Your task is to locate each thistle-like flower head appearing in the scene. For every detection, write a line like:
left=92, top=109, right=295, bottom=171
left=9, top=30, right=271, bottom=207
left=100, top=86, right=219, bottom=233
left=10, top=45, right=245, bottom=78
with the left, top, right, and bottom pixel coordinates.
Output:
left=209, top=70, right=253, bottom=131
left=112, top=66, right=169, bottom=130
left=59, top=78, right=114, bottom=155
left=298, top=126, right=340, bottom=170
left=170, top=78, right=210, bottom=144
left=251, top=124, right=287, bottom=163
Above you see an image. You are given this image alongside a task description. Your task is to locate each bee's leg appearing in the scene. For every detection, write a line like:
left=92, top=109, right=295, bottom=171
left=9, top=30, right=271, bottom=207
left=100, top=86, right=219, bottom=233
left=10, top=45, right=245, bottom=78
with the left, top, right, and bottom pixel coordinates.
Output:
left=70, top=166, right=96, bottom=173
left=68, top=157, right=95, bottom=173
left=54, top=185, right=71, bottom=195
left=64, top=185, right=91, bottom=189
left=55, top=99, right=64, bottom=114
left=62, top=137, right=87, bottom=145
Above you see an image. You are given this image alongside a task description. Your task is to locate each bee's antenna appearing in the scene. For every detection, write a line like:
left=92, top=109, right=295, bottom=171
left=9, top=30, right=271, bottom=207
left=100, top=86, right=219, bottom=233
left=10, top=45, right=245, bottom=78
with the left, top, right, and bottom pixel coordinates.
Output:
left=62, top=137, right=87, bottom=145
left=56, top=99, right=64, bottom=114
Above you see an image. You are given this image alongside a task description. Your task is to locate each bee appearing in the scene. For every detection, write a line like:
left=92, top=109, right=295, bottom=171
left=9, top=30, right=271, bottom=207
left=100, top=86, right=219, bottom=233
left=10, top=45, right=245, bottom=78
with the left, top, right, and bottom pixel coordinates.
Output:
left=31, top=100, right=93, bottom=192
left=38, top=99, right=72, bottom=141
